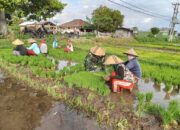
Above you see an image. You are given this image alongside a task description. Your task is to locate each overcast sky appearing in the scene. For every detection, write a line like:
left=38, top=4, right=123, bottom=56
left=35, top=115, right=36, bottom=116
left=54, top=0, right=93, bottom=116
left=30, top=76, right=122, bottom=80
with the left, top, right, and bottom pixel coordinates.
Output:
left=51, top=0, right=180, bottom=31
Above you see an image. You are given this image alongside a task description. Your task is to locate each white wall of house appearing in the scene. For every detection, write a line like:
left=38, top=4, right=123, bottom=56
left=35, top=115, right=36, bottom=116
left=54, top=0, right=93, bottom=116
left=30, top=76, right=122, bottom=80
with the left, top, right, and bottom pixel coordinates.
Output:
left=114, top=30, right=133, bottom=38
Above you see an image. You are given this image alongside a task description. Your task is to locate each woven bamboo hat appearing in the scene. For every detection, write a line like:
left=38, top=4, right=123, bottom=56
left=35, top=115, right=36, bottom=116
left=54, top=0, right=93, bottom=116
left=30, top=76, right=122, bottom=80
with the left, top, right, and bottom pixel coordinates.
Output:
left=90, top=46, right=105, bottom=56
left=12, top=39, right=24, bottom=45
left=124, top=48, right=138, bottom=57
left=28, top=38, right=36, bottom=44
left=104, top=55, right=124, bottom=65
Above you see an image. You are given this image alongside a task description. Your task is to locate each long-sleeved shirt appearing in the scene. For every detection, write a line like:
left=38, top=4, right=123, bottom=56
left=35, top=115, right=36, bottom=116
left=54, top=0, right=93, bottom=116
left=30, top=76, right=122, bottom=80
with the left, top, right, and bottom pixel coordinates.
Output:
left=14, top=45, right=27, bottom=55
left=40, top=44, right=48, bottom=54
left=125, top=58, right=142, bottom=78
left=27, top=43, right=40, bottom=55
left=112, top=64, right=124, bottom=79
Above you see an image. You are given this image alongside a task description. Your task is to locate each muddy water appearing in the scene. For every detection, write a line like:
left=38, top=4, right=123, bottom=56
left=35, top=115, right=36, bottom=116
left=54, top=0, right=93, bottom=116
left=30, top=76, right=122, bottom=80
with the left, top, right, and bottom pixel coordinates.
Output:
left=57, top=60, right=76, bottom=70
left=47, top=56, right=77, bottom=70
left=137, top=79, right=180, bottom=107
left=0, top=70, right=106, bottom=130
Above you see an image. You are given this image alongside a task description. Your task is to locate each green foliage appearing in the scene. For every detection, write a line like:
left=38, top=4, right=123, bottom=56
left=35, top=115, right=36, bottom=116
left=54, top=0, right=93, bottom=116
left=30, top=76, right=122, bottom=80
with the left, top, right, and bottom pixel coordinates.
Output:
left=0, top=0, right=65, bottom=21
left=151, top=27, right=160, bottom=36
left=145, top=92, right=153, bottom=103
left=146, top=100, right=180, bottom=127
left=92, top=6, right=124, bottom=32
left=64, top=71, right=110, bottom=96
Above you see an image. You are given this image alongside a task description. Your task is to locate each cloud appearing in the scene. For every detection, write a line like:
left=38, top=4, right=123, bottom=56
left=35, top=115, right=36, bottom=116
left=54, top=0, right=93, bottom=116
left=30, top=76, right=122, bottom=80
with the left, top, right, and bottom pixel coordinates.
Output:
left=143, top=18, right=152, bottom=23
left=52, top=0, right=173, bottom=31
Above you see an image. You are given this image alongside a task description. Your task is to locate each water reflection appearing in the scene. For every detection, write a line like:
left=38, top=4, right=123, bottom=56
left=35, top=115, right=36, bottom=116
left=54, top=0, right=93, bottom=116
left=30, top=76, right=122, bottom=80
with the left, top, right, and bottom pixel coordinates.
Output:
left=137, top=79, right=180, bottom=107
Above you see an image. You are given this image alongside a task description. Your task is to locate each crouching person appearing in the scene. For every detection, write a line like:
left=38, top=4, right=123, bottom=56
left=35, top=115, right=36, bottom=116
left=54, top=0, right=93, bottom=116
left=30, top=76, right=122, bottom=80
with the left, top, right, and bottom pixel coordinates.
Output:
left=104, top=55, right=135, bottom=92
left=27, top=38, right=40, bottom=56
left=39, top=39, right=48, bottom=56
left=84, top=46, right=106, bottom=72
left=12, top=39, right=27, bottom=56
left=124, top=48, right=142, bottom=82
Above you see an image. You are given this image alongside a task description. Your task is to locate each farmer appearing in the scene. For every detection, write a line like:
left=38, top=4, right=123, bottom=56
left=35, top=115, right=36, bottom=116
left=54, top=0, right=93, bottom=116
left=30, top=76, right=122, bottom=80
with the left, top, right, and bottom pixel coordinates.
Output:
left=104, top=55, right=135, bottom=83
left=124, top=48, right=142, bottom=80
left=12, top=39, right=27, bottom=56
left=84, top=46, right=106, bottom=72
left=64, top=40, right=74, bottom=52
left=27, top=38, right=40, bottom=56
left=39, top=39, right=48, bottom=55
left=52, top=30, right=58, bottom=48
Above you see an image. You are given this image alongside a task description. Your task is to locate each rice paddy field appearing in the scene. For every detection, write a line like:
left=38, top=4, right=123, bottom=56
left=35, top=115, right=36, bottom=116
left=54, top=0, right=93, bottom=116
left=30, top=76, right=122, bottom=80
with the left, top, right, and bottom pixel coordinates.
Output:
left=0, top=34, right=180, bottom=130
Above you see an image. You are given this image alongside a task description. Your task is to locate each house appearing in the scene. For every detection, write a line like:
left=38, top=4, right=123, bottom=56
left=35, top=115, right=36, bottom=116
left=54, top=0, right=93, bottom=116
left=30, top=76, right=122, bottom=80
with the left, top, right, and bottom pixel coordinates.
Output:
left=19, top=21, right=58, bottom=32
left=59, top=19, right=92, bottom=35
left=160, top=28, right=169, bottom=37
left=114, top=27, right=134, bottom=38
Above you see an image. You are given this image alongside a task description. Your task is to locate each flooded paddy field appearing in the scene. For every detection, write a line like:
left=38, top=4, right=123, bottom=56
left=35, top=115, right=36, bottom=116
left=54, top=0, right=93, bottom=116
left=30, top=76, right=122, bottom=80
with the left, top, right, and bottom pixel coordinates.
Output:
left=0, top=70, right=107, bottom=130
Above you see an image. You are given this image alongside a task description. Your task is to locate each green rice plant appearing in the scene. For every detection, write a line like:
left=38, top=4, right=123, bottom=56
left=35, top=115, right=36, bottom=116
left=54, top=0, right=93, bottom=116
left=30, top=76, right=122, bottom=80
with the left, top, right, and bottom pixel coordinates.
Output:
left=145, top=92, right=153, bottom=103
left=145, top=100, right=180, bottom=129
left=164, top=84, right=173, bottom=94
left=64, top=71, right=110, bottom=96
left=136, top=92, right=146, bottom=117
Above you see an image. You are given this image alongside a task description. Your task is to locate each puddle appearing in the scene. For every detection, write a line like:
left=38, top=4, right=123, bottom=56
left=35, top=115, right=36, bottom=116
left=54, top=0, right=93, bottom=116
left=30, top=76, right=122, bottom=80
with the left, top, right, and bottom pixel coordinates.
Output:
left=137, top=79, right=180, bottom=107
left=57, top=60, right=76, bottom=70
left=47, top=56, right=77, bottom=70
left=0, top=70, right=106, bottom=130
left=35, top=102, right=107, bottom=130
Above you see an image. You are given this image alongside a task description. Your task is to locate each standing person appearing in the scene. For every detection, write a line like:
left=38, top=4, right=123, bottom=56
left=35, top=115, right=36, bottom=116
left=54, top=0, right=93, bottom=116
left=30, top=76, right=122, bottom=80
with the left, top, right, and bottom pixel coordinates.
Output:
left=84, top=46, right=106, bottom=72
left=12, top=39, right=27, bottom=56
left=27, top=38, right=40, bottom=56
left=39, top=39, right=48, bottom=55
left=64, top=40, right=74, bottom=52
left=124, top=48, right=142, bottom=81
left=52, top=30, right=58, bottom=48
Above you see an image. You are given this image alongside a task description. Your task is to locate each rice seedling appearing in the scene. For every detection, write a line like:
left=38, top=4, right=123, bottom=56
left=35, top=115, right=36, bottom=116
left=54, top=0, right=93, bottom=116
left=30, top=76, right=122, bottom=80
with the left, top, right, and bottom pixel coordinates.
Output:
left=145, top=100, right=180, bottom=129
left=164, top=84, right=173, bottom=94
left=145, top=92, right=153, bottom=103
left=64, top=71, right=111, bottom=96
left=136, top=92, right=146, bottom=117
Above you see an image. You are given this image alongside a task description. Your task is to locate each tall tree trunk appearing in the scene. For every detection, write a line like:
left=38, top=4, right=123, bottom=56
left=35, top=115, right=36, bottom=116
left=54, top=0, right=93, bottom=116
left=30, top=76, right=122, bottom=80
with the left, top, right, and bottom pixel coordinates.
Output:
left=0, top=10, right=8, bottom=36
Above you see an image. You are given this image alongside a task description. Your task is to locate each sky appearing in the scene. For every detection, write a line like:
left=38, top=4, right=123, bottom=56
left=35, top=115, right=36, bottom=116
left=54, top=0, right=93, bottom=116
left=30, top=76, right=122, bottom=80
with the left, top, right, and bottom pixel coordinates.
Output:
left=51, top=0, right=179, bottom=31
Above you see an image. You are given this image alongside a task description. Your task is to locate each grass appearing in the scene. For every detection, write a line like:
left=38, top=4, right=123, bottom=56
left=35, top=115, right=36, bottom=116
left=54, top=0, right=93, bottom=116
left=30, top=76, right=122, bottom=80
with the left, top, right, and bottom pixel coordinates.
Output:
left=146, top=100, right=180, bottom=129
left=64, top=71, right=110, bottom=96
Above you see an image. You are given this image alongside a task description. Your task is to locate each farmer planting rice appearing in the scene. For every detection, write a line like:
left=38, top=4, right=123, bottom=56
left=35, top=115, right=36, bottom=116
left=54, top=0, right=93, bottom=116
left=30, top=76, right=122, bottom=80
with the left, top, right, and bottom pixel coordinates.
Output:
left=39, top=39, right=48, bottom=55
left=84, top=46, right=106, bottom=72
left=124, top=48, right=142, bottom=80
left=12, top=39, right=27, bottom=56
left=27, top=38, right=41, bottom=56
left=104, top=55, right=135, bottom=89
left=64, top=39, right=74, bottom=52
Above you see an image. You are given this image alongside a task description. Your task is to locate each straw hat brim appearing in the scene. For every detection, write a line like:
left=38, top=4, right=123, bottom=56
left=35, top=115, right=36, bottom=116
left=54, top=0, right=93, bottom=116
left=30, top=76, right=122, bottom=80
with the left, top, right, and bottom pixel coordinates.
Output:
left=90, top=47, right=105, bottom=56
left=12, top=39, right=24, bottom=45
left=124, top=52, right=138, bottom=57
left=104, top=55, right=124, bottom=65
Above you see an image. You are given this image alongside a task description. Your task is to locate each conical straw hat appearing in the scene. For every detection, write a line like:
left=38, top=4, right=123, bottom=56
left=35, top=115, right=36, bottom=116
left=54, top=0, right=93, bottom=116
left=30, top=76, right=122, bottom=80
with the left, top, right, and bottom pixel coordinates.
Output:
left=90, top=46, right=105, bottom=56
left=28, top=38, right=36, bottom=44
left=104, top=55, right=124, bottom=65
left=124, top=48, right=138, bottom=57
left=12, top=39, right=24, bottom=45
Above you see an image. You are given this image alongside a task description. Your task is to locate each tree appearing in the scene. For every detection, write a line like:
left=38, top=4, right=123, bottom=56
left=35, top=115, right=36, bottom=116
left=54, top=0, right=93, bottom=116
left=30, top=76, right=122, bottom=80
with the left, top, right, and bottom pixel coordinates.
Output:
left=151, top=27, right=160, bottom=36
left=92, top=6, right=124, bottom=32
left=83, top=16, right=96, bottom=31
left=0, top=0, right=65, bottom=36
